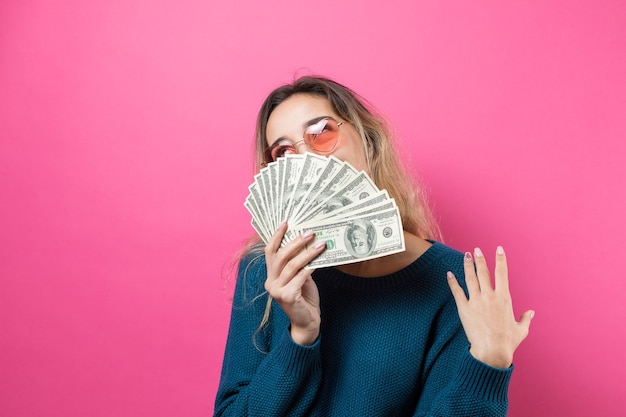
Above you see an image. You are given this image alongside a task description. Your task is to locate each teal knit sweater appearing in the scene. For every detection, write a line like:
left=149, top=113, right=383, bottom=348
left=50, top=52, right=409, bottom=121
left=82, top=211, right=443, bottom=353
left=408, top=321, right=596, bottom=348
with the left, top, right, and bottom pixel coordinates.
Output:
left=214, top=242, right=513, bottom=416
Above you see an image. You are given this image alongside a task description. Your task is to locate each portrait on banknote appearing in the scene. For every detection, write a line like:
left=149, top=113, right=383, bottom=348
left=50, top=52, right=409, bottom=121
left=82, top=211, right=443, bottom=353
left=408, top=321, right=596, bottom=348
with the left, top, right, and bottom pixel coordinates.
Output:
left=345, top=219, right=376, bottom=257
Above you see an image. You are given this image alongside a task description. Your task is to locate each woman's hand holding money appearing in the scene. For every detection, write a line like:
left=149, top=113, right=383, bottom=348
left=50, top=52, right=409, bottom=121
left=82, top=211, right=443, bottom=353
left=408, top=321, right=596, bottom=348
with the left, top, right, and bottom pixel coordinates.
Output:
left=264, top=221, right=326, bottom=346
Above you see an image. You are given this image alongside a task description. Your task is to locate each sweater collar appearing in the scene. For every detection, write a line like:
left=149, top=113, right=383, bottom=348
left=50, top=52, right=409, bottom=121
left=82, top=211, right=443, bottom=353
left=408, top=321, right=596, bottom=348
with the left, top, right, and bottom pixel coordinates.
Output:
left=312, top=240, right=450, bottom=292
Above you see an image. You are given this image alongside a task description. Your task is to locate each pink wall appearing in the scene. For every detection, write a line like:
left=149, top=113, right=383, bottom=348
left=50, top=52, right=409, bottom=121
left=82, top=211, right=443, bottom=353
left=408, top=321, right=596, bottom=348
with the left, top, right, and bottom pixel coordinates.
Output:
left=1, top=1, right=624, bottom=415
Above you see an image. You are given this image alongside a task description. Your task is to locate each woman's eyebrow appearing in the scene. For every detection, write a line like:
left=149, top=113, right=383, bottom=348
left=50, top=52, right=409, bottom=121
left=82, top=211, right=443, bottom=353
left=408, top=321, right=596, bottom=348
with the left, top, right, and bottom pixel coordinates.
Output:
left=268, top=136, right=289, bottom=148
left=304, top=116, right=331, bottom=128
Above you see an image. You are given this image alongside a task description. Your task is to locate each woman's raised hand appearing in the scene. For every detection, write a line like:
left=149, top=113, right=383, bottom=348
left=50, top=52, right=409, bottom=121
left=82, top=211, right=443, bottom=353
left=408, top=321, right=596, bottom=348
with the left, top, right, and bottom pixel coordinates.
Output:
left=264, top=222, right=326, bottom=346
left=447, top=246, right=534, bottom=368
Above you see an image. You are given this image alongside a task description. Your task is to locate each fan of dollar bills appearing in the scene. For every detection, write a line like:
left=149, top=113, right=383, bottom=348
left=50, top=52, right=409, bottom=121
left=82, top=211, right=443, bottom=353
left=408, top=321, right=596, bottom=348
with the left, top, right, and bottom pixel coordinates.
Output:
left=244, top=153, right=406, bottom=268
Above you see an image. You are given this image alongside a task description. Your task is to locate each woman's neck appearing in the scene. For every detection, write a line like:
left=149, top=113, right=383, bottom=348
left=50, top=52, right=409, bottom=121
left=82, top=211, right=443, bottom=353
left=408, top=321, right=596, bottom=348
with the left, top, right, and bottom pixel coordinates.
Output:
left=335, top=232, right=432, bottom=278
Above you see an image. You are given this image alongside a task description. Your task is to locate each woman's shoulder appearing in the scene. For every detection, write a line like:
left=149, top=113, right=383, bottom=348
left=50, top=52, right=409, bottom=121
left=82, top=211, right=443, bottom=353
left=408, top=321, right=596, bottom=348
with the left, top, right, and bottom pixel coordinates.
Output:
left=239, top=245, right=266, bottom=273
left=427, top=240, right=464, bottom=260
left=424, top=240, right=465, bottom=269
left=231, top=244, right=267, bottom=293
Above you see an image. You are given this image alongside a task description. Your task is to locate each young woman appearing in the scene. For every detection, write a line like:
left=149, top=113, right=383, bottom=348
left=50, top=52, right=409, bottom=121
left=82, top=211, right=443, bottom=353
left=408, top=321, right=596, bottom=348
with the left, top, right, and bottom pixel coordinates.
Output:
left=214, top=76, right=533, bottom=416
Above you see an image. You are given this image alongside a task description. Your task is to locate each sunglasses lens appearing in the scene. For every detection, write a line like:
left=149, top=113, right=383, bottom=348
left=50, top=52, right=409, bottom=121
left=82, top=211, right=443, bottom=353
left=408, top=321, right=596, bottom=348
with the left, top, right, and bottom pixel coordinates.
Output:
left=265, top=118, right=341, bottom=163
left=304, top=118, right=339, bottom=152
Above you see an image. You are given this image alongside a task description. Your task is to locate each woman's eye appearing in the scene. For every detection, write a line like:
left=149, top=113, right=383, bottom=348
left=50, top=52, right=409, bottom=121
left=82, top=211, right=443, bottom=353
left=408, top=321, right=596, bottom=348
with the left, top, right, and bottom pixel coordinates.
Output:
left=272, top=143, right=296, bottom=159
left=305, top=119, right=330, bottom=136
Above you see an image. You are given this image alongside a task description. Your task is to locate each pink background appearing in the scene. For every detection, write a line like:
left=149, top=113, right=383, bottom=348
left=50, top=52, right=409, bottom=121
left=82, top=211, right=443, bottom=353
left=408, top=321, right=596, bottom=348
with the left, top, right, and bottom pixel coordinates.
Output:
left=1, top=1, right=624, bottom=416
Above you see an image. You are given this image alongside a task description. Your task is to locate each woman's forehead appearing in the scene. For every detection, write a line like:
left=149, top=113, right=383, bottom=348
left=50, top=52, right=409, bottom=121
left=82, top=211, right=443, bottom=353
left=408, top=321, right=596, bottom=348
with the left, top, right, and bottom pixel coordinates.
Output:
left=266, top=95, right=335, bottom=141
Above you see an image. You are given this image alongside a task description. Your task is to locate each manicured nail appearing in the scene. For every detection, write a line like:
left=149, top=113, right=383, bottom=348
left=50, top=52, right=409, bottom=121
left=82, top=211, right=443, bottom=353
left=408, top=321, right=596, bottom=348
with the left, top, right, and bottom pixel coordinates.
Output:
left=530, top=310, right=535, bottom=319
left=314, top=240, right=326, bottom=249
left=474, top=247, right=483, bottom=258
left=497, top=246, right=505, bottom=255
left=464, top=252, right=472, bottom=262
left=302, top=230, right=314, bottom=240
left=447, top=271, right=454, bottom=280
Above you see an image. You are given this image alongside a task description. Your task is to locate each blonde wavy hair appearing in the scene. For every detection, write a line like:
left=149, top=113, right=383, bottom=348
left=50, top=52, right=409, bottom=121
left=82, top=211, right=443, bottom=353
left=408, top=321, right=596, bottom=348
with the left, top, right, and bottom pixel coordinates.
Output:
left=253, top=75, right=440, bottom=240
left=239, top=76, right=442, bottom=348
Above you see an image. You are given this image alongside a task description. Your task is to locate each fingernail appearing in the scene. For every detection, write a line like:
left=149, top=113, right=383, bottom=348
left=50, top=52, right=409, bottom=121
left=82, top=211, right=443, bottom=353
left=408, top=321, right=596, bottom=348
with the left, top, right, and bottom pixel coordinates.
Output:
left=447, top=271, right=454, bottom=280
left=530, top=310, right=535, bottom=319
left=497, top=246, right=505, bottom=255
left=474, top=247, right=483, bottom=258
left=314, top=240, right=326, bottom=249
left=464, top=252, right=472, bottom=262
left=302, top=230, right=314, bottom=240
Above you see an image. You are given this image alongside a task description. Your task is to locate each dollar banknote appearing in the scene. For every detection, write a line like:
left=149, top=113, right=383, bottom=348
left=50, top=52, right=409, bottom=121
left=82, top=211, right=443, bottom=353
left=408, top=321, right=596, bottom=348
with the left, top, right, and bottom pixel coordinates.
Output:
left=294, top=208, right=406, bottom=268
left=244, top=153, right=405, bottom=267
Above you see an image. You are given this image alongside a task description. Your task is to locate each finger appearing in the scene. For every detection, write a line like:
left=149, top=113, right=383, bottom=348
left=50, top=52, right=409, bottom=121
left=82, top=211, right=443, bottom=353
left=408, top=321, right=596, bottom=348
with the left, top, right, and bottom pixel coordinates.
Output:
left=447, top=271, right=469, bottom=307
left=266, top=229, right=315, bottom=287
left=494, top=245, right=510, bottom=293
left=463, top=252, right=481, bottom=298
left=281, top=268, right=314, bottom=303
left=518, top=309, right=535, bottom=333
left=271, top=268, right=310, bottom=302
left=266, top=221, right=288, bottom=255
left=473, top=247, right=493, bottom=292
left=272, top=229, right=316, bottom=266
left=283, top=237, right=325, bottom=273
left=274, top=237, right=325, bottom=287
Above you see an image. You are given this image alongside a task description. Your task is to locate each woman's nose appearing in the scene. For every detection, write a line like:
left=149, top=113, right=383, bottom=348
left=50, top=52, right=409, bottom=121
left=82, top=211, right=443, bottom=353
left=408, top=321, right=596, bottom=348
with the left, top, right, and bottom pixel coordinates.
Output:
left=293, top=140, right=311, bottom=154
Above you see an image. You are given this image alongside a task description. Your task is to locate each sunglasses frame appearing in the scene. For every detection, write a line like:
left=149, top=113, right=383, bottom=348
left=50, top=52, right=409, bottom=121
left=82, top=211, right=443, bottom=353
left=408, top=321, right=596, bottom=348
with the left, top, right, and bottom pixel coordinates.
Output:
left=263, top=117, right=344, bottom=164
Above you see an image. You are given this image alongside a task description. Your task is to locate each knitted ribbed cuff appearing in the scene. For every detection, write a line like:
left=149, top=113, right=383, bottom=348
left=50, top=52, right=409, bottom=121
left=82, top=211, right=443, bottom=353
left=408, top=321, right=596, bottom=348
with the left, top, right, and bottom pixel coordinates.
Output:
left=456, top=350, right=514, bottom=402
left=271, top=330, right=321, bottom=378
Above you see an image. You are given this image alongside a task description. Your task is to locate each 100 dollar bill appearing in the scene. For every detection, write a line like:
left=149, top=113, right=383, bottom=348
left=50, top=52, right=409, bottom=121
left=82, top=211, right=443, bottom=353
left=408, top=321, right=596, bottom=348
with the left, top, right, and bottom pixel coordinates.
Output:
left=296, top=208, right=406, bottom=269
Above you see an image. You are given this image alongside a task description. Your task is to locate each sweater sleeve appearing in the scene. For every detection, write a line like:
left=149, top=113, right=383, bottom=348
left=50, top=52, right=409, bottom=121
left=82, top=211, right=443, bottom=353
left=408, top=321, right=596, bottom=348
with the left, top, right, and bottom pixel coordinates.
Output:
left=413, top=275, right=513, bottom=417
left=415, top=349, right=513, bottom=416
left=213, top=255, right=323, bottom=417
